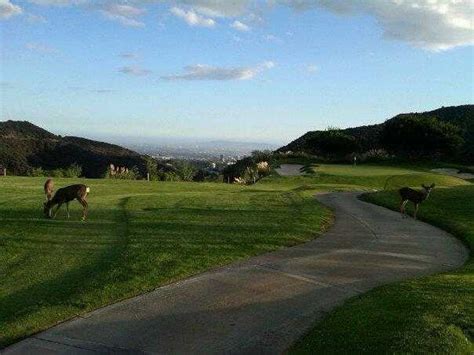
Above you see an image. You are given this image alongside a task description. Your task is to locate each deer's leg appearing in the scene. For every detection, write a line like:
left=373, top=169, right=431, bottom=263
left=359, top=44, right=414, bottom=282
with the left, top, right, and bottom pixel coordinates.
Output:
left=401, top=200, right=408, bottom=217
left=414, top=203, right=419, bottom=220
left=66, top=202, right=70, bottom=219
left=78, top=198, right=88, bottom=221
left=53, top=203, right=62, bottom=218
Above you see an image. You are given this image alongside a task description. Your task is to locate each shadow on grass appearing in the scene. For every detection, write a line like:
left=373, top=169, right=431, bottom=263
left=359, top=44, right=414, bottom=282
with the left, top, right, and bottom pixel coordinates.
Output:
left=0, top=198, right=131, bottom=346
left=0, top=191, right=328, bottom=347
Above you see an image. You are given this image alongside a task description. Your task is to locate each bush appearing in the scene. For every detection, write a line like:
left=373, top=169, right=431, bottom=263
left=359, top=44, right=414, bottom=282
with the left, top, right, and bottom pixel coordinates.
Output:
left=223, top=157, right=270, bottom=185
left=174, top=162, right=196, bottom=181
left=306, top=128, right=359, bottom=158
left=358, top=149, right=392, bottom=163
left=28, top=167, right=46, bottom=177
left=381, top=116, right=464, bottom=160
left=62, top=163, right=82, bottom=178
left=162, top=171, right=181, bottom=181
left=49, top=169, right=64, bottom=178
left=251, top=150, right=275, bottom=164
left=105, top=166, right=139, bottom=180
left=145, top=157, right=159, bottom=181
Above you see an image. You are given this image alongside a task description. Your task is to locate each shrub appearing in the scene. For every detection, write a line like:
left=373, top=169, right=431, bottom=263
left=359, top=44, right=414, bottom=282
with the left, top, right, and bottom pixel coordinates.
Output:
left=62, top=163, right=82, bottom=178
left=251, top=150, right=274, bottom=164
left=49, top=169, right=64, bottom=178
left=241, top=166, right=259, bottom=184
left=306, top=128, right=359, bottom=158
left=256, top=161, right=271, bottom=174
left=162, top=171, right=181, bottom=181
left=174, top=162, right=196, bottom=181
left=28, top=167, right=46, bottom=177
left=144, top=157, right=159, bottom=181
left=105, top=166, right=139, bottom=180
left=358, top=149, right=392, bottom=163
left=381, top=116, right=464, bottom=160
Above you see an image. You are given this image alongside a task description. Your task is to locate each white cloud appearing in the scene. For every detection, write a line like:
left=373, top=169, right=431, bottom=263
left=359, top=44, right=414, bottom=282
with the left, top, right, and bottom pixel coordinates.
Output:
left=0, top=0, right=22, bottom=20
left=1, top=81, right=14, bottom=89
left=101, top=4, right=145, bottom=27
left=173, top=0, right=253, bottom=18
left=263, top=34, right=283, bottom=43
left=276, top=0, right=474, bottom=51
left=119, top=52, right=139, bottom=59
left=31, top=1, right=146, bottom=27
left=170, top=7, right=215, bottom=27
left=28, top=0, right=87, bottom=4
left=26, top=13, right=47, bottom=23
left=161, top=61, right=274, bottom=81
left=230, top=20, right=250, bottom=32
left=93, top=89, right=114, bottom=93
left=262, top=61, right=275, bottom=69
left=307, top=64, right=318, bottom=73
left=26, top=42, right=57, bottom=53
left=23, top=1, right=473, bottom=50
left=118, top=66, right=152, bottom=76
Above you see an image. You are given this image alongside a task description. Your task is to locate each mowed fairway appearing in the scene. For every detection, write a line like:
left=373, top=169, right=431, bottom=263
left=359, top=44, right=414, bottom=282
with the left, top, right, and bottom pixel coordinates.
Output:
left=292, top=185, right=474, bottom=354
left=0, top=177, right=331, bottom=347
left=0, top=167, right=470, bottom=348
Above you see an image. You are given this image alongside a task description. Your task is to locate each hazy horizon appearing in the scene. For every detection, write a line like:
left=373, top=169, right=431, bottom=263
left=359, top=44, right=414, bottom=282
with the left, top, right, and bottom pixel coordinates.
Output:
left=1, top=1, right=473, bottom=142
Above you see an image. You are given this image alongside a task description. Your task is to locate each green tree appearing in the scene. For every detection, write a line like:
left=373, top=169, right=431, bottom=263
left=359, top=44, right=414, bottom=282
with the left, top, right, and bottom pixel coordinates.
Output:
left=175, top=162, right=196, bottom=181
left=381, top=116, right=464, bottom=159
left=306, top=129, right=359, bottom=158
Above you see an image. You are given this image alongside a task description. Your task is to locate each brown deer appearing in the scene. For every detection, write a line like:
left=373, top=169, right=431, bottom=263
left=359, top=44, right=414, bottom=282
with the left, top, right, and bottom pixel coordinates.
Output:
left=399, top=184, right=435, bottom=220
left=44, top=178, right=54, bottom=201
left=44, top=184, right=90, bottom=221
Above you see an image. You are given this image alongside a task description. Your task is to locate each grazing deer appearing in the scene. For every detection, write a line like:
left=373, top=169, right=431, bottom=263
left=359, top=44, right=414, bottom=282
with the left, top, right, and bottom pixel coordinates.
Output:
left=399, top=184, right=435, bottom=220
left=44, top=178, right=54, bottom=201
left=44, top=184, right=90, bottom=221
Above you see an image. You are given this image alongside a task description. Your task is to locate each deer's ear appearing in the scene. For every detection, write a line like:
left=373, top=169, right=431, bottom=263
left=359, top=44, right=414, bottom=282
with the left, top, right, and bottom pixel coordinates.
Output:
left=422, top=184, right=427, bottom=189
left=431, top=183, right=436, bottom=188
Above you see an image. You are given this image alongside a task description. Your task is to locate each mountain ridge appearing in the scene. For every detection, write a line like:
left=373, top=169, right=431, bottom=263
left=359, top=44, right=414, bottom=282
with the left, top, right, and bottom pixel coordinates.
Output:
left=279, top=105, right=473, bottom=161
left=0, top=120, right=147, bottom=177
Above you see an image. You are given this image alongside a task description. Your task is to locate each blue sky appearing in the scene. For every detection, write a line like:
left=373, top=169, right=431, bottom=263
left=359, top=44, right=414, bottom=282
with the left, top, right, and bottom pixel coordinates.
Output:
left=1, top=1, right=473, bottom=144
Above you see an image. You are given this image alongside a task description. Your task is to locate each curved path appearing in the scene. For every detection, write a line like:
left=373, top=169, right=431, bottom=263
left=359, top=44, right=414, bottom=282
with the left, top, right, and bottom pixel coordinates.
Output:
left=5, top=193, right=468, bottom=354
left=275, top=164, right=304, bottom=176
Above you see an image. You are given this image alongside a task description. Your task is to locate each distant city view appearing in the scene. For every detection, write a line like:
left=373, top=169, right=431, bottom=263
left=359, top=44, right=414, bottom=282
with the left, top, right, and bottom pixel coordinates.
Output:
left=118, top=139, right=279, bottom=164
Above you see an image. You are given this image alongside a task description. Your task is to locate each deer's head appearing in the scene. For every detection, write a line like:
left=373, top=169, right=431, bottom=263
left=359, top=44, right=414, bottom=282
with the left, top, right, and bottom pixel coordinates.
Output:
left=43, top=201, right=53, bottom=218
left=422, top=183, right=435, bottom=199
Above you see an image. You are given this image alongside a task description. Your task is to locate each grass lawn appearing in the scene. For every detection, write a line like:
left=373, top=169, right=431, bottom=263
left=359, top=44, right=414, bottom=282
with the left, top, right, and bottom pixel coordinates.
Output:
left=0, top=176, right=333, bottom=347
left=0, top=166, right=470, bottom=348
left=291, top=185, right=474, bottom=354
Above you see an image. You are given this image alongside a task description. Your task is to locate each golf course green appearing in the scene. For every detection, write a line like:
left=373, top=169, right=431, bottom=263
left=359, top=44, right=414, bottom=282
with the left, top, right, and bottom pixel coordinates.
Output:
left=0, top=165, right=472, bottom=351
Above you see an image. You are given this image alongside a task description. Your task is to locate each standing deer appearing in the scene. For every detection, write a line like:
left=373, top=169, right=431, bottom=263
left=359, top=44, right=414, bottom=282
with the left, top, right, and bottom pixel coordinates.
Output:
left=44, top=178, right=54, bottom=201
left=44, top=184, right=90, bottom=221
left=399, top=184, right=435, bottom=220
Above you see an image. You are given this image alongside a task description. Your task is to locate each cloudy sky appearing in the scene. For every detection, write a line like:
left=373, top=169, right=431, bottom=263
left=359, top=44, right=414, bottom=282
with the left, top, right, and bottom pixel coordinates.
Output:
left=1, top=0, right=473, bottom=143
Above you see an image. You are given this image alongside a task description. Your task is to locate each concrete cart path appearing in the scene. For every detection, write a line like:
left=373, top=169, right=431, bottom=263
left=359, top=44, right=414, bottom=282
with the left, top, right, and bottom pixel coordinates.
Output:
left=5, top=192, right=468, bottom=354
left=275, top=164, right=304, bottom=176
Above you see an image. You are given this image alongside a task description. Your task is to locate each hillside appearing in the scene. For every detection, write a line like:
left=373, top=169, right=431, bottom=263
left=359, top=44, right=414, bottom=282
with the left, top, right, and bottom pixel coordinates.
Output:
left=279, top=105, right=474, bottom=162
left=0, top=121, right=147, bottom=177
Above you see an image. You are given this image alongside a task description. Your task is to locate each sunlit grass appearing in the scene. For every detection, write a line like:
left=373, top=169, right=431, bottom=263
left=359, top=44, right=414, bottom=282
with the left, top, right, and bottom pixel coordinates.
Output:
left=0, top=165, right=470, bottom=349
left=0, top=176, right=331, bottom=347
left=291, top=185, right=474, bottom=354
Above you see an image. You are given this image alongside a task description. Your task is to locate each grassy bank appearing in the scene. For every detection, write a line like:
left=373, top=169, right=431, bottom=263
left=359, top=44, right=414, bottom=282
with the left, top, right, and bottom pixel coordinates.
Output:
left=0, top=166, right=469, bottom=348
left=291, top=185, right=473, bottom=354
left=0, top=176, right=332, bottom=347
